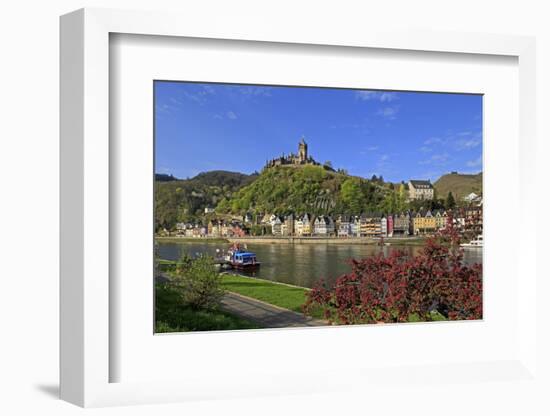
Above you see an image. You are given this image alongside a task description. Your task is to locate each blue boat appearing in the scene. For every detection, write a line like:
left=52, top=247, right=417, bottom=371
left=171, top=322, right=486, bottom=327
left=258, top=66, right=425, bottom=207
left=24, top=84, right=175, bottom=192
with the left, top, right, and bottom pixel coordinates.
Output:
left=225, top=244, right=261, bottom=270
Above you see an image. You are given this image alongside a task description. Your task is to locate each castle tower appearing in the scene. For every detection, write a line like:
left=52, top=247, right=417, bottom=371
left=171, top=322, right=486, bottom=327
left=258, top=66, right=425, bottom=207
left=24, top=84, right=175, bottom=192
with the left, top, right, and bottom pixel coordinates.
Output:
left=298, top=137, right=308, bottom=163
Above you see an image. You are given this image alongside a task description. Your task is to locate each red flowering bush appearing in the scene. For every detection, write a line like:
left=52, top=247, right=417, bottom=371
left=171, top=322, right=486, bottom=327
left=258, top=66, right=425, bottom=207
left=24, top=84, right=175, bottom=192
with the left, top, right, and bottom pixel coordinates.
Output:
left=303, top=221, right=482, bottom=324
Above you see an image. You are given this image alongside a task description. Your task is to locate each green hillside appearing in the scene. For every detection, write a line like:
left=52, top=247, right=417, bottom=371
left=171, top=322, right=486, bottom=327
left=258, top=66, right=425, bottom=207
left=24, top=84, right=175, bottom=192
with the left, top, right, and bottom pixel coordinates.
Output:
left=434, top=172, right=482, bottom=201
left=155, top=170, right=257, bottom=230
left=215, top=165, right=394, bottom=216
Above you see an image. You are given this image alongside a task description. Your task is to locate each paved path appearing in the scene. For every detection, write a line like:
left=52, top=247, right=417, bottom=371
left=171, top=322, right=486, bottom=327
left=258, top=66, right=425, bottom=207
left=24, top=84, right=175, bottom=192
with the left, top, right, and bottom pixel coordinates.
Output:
left=220, top=292, right=328, bottom=328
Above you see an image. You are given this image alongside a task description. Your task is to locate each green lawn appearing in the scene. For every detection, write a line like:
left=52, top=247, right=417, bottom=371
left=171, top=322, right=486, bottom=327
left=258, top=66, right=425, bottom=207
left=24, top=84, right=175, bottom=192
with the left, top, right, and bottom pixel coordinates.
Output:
left=220, top=274, right=323, bottom=318
left=220, top=274, right=446, bottom=324
left=155, top=283, right=260, bottom=332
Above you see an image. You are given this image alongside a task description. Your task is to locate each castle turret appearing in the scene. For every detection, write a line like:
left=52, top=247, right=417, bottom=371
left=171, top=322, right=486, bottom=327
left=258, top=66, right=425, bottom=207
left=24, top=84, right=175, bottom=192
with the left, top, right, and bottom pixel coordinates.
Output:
left=298, top=137, right=308, bottom=163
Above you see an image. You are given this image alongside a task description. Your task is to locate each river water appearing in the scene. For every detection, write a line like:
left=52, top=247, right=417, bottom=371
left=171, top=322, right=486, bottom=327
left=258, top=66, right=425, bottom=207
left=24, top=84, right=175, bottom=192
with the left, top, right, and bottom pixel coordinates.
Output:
left=157, top=240, right=482, bottom=289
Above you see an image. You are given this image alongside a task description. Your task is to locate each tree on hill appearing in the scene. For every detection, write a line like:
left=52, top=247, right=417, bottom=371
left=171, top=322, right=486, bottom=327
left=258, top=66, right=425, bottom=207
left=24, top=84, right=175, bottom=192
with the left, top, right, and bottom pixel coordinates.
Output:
left=155, top=171, right=255, bottom=231
left=446, top=191, right=456, bottom=209
left=215, top=165, right=387, bottom=217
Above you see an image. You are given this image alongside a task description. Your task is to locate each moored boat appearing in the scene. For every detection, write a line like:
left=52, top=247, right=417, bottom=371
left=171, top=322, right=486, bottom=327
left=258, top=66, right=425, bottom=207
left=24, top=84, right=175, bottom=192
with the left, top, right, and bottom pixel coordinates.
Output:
left=460, top=234, right=483, bottom=248
left=225, top=243, right=261, bottom=270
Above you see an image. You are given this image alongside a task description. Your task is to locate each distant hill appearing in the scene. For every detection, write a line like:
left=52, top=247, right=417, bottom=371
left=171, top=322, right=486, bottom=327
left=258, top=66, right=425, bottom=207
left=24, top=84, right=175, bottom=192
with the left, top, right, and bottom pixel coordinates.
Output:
left=215, top=165, right=389, bottom=216
left=155, top=170, right=257, bottom=230
left=434, top=172, right=482, bottom=201
left=189, top=170, right=258, bottom=188
left=155, top=173, right=178, bottom=182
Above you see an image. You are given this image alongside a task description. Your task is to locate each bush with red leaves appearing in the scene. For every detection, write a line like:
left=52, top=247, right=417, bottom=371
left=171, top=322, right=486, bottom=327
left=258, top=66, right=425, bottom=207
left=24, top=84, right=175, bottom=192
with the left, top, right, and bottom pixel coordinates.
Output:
left=303, top=217, right=482, bottom=324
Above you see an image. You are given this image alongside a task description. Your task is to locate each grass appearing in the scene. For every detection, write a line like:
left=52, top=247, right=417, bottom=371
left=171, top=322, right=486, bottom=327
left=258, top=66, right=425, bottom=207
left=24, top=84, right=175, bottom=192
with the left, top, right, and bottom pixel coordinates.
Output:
left=220, top=274, right=447, bottom=324
left=155, top=283, right=260, bottom=332
left=220, top=274, right=324, bottom=318
left=407, top=310, right=447, bottom=322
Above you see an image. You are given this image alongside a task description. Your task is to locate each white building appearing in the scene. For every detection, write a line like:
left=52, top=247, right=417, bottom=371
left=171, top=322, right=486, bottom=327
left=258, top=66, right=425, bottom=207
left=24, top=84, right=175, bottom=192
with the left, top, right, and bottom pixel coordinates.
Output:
left=408, top=180, right=434, bottom=200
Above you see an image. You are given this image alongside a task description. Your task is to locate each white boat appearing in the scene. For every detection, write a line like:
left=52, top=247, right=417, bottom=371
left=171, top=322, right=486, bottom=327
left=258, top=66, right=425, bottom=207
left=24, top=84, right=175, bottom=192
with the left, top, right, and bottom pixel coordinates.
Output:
left=460, top=234, right=483, bottom=248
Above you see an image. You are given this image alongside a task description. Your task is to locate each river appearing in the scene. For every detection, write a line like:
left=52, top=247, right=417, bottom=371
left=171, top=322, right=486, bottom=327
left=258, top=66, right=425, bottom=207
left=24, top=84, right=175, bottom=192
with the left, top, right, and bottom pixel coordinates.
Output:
left=157, top=240, right=482, bottom=289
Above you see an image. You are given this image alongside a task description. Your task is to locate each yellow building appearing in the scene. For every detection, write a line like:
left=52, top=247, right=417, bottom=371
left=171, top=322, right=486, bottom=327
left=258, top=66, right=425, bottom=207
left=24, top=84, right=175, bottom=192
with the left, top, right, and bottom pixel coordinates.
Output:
left=413, top=210, right=437, bottom=235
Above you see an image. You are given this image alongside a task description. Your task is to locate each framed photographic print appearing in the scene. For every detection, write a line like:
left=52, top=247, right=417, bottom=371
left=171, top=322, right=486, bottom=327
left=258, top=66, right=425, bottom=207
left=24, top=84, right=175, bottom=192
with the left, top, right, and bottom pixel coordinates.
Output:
left=60, top=7, right=539, bottom=409
left=153, top=81, right=483, bottom=332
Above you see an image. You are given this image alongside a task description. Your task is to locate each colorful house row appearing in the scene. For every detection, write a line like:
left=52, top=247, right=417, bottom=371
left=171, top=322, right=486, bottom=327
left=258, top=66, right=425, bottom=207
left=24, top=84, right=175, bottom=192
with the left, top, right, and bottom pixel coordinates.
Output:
left=267, top=208, right=479, bottom=237
left=172, top=205, right=481, bottom=239
left=207, top=219, right=247, bottom=238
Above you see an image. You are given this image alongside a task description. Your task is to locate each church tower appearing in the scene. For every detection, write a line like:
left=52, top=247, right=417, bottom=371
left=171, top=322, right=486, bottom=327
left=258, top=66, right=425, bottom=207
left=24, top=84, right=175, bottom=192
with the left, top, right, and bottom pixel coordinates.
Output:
left=298, top=137, right=308, bottom=163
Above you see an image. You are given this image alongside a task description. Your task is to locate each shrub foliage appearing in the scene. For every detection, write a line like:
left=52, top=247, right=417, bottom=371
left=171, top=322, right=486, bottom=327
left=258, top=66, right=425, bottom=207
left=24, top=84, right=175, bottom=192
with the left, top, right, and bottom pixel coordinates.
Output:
left=304, top=222, right=482, bottom=324
left=171, top=255, right=225, bottom=311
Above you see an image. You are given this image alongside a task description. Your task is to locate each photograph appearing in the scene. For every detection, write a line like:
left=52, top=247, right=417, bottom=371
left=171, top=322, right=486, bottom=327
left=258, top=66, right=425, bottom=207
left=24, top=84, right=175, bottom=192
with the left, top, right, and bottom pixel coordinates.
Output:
left=154, top=81, right=483, bottom=332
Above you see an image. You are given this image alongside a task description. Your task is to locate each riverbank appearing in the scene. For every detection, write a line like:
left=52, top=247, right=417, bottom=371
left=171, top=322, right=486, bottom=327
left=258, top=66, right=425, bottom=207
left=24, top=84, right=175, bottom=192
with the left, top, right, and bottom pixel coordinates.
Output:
left=158, top=264, right=323, bottom=321
left=156, top=235, right=428, bottom=246
left=227, top=236, right=428, bottom=246
left=156, top=236, right=229, bottom=244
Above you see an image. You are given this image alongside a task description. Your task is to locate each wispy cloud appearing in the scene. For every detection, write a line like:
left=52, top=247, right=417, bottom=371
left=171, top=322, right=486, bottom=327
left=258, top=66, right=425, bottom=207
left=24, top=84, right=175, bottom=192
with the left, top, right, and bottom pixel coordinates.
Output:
left=359, top=145, right=380, bottom=155
left=177, top=85, right=217, bottom=105
left=455, top=131, right=482, bottom=150
left=214, top=110, right=238, bottom=120
left=377, top=106, right=399, bottom=120
left=356, top=91, right=399, bottom=102
left=423, top=130, right=482, bottom=151
left=466, top=156, right=482, bottom=167
left=419, top=152, right=450, bottom=166
left=424, top=137, right=443, bottom=145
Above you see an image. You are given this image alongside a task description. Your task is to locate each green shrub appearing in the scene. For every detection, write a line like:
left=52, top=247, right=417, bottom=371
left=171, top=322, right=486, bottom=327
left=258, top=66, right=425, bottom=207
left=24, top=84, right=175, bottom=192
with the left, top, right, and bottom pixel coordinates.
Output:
left=172, top=255, right=224, bottom=310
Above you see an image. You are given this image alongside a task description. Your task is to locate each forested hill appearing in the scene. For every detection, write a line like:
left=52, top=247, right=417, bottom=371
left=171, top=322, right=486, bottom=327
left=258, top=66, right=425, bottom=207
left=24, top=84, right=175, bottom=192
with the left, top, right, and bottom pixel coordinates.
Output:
left=434, top=172, right=482, bottom=200
left=215, top=165, right=402, bottom=216
left=155, top=170, right=258, bottom=229
left=155, top=165, right=479, bottom=231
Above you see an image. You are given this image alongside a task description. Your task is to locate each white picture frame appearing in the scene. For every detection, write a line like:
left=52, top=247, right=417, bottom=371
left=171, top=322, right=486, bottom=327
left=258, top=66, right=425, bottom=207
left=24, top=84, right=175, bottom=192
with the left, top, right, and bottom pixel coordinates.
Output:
left=60, top=7, right=539, bottom=408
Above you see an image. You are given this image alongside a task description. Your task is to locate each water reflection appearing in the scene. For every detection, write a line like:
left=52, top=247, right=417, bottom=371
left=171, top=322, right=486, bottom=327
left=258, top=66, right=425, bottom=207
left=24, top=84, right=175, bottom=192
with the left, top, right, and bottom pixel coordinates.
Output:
left=157, top=240, right=482, bottom=289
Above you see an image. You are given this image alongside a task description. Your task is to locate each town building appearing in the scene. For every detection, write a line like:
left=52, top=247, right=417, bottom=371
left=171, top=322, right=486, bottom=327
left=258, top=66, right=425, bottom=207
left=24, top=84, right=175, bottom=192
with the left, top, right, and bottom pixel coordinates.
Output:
left=464, top=205, right=483, bottom=235
left=350, top=216, right=361, bottom=237
left=271, top=216, right=283, bottom=236
left=392, top=212, right=411, bottom=236
left=284, top=214, right=295, bottom=236
left=337, top=215, right=351, bottom=237
left=301, top=213, right=313, bottom=236
left=380, top=215, right=388, bottom=237
left=365, top=213, right=383, bottom=237
left=243, top=212, right=254, bottom=224
left=386, top=214, right=394, bottom=237
left=313, top=216, right=324, bottom=235
left=294, top=216, right=304, bottom=236
left=433, top=209, right=447, bottom=230
left=359, top=214, right=369, bottom=237
left=413, top=210, right=437, bottom=235
left=231, top=223, right=246, bottom=238
left=207, top=219, right=222, bottom=237
left=408, top=180, right=434, bottom=200
left=463, top=192, right=482, bottom=204
left=260, top=213, right=273, bottom=225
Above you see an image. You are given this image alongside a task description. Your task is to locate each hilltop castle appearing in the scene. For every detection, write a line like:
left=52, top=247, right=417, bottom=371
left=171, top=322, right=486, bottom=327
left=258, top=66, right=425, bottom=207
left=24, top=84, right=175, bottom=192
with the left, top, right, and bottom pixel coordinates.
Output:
left=265, top=137, right=320, bottom=169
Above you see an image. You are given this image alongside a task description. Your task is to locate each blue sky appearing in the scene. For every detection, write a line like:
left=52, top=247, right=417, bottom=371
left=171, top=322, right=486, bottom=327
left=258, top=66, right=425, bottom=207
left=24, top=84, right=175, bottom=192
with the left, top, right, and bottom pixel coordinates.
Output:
left=155, top=81, right=482, bottom=182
